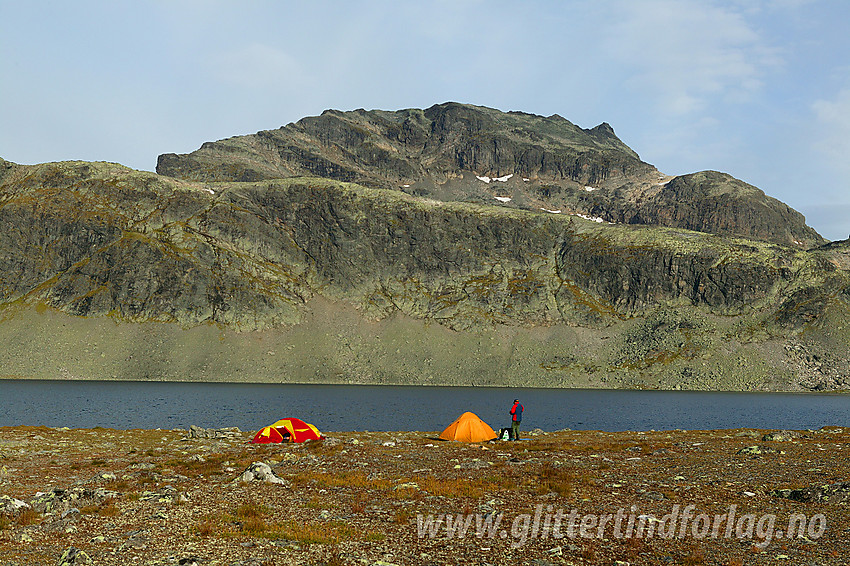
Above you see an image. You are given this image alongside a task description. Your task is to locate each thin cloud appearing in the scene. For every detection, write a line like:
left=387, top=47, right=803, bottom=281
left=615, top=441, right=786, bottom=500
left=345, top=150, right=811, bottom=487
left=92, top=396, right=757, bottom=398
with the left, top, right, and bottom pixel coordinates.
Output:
left=604, top=0, right=781, bottom=116
left=812, top=86, right=850, bottom=180
left=213, top=43, right=311, bottom=90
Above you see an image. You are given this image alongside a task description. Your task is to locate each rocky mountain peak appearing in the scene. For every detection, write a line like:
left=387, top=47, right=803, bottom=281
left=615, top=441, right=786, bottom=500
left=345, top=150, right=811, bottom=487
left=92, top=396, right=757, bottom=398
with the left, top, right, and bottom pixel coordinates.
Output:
left=156, top=104, right=824, bottom=248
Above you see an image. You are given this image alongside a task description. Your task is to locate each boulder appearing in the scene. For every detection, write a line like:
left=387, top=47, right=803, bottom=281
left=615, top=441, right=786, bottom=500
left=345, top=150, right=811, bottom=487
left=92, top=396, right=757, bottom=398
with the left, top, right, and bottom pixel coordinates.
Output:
left=762, top=430, right=802, bottom=442
left=0, top=494, right=30, bottom=514
left=235, top=462, right=288, bottom=485
left=736, top=445, right=778, bottom=456
left=58, top=547, right=92, bottom=565
left=773, top=481, right=850, bottom=504
left=30, top=487, right=119, bottom=514
left=187, top=425, right=242, bottom=439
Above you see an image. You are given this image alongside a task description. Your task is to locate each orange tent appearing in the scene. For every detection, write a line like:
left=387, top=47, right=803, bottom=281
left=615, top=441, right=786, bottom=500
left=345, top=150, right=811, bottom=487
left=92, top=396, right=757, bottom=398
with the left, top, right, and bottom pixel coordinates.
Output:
left=439, top=411, right=497, bottom=442
left=251, top=418, right=323, bottom=443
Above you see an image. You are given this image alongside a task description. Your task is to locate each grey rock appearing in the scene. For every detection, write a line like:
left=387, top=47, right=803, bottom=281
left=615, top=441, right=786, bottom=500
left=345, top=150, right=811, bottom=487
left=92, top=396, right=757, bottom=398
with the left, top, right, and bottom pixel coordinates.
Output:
left=235, top=462, right=288, bottom=485
left=57, top=547, right=92, bottom=565
left=0, top=495, right=30, bottom=514
left=139, top=486, right=188, bottom=503
left=762, top=430, right=803, bottom=442
left=737, top=445, right=778, bottom=456
left=30, top=487, right=118, bottom=514
left=734, top=430, right=762, bottom=438
left=186, top=425, right=241, bottom=439
left=457, top=459, right=491, bottom=470
left=773, top=481, right=850, bottom=504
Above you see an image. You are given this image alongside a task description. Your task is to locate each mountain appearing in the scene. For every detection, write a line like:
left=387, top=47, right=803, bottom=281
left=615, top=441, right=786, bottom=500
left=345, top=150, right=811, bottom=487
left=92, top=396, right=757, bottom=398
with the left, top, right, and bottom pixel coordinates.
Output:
left=0, top=105, right=847, bottom=392
left=157, top=103, right=825, bottom=249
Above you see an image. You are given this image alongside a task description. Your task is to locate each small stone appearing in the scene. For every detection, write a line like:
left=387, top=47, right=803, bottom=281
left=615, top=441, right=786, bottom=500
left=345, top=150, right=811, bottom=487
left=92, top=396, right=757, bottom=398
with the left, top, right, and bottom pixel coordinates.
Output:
left=58, top=547, right=92, bottom=565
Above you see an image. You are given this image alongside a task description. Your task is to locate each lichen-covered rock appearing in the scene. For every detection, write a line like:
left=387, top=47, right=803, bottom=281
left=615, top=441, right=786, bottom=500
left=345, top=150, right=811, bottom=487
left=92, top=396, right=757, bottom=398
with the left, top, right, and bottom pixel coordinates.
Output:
left=58, top=547, right=92, bottom=565
left=29, top=487, right=118, bottom=514
left=762, top=430, right=803, bottom=442
left=737, top=445, right=778, bottom=456
left=0, top=494, right=30, bottom=514
left=187, top=425, right=242, bottom=439
left=235, top=462, right=288, bottom=485
left=773, top=481, right=850, bottom=503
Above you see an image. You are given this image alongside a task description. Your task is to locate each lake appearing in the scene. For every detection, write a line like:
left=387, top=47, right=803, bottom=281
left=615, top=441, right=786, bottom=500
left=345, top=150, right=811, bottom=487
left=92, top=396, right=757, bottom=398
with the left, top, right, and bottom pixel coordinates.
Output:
left=2, top=380, right=848, bottom=433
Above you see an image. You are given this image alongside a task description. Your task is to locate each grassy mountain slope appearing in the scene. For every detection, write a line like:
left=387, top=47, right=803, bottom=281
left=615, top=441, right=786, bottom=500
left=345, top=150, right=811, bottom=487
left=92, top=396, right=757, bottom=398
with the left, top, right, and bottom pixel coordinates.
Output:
left=1, top=158, right=848, bottom=390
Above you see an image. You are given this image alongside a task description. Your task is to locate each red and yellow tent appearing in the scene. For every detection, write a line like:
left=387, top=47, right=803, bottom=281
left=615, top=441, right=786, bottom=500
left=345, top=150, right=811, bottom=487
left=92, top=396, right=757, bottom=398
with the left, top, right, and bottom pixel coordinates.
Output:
left=439, top=411, right=497, bottom=442
left=251, top=418, right=323, bottom=443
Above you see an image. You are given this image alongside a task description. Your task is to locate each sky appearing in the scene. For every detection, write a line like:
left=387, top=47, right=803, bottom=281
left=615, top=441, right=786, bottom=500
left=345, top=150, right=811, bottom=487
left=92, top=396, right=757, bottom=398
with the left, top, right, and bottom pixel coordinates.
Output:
left=2, top=0, right=849, bottom=241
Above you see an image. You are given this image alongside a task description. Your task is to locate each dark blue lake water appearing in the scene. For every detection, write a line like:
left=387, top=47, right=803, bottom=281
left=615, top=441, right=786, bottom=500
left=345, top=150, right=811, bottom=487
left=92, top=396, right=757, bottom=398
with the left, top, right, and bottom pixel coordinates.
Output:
left=1, top=380, right=847, bottom=433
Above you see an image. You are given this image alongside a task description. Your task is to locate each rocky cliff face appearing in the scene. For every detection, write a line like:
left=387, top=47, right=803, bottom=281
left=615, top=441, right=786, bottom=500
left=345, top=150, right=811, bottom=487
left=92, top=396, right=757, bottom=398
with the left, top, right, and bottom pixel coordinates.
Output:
left=1, top=157, right=848, bottom=391
left=156, top=103, right=825, bottom=248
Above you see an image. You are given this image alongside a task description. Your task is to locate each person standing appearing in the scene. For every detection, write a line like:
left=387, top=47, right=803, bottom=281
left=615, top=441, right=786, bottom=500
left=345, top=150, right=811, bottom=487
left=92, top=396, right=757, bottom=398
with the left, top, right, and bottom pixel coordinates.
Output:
left=510, top=399, right=524, bottom=441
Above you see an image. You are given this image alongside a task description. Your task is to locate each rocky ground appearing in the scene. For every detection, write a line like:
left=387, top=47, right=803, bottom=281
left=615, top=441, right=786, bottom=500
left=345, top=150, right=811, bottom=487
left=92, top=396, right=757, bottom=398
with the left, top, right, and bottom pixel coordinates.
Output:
left=1, top=425, right=848, bottom=565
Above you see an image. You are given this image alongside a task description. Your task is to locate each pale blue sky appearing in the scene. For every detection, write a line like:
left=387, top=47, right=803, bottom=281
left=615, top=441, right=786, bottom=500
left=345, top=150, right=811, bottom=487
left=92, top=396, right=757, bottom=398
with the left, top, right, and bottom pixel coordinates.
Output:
left=2, top=0, right=849, bottom=240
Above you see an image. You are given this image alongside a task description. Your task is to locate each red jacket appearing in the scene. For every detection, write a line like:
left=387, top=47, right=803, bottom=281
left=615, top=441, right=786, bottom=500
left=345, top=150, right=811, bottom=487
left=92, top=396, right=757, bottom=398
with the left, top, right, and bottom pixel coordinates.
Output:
left=510, top=402, right=524, bottom=422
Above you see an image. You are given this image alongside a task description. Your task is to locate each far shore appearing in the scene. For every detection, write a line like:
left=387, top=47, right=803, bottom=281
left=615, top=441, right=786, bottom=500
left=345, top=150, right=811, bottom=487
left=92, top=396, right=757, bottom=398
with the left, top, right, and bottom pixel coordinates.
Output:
left=2, top=374, right=849, bottom=395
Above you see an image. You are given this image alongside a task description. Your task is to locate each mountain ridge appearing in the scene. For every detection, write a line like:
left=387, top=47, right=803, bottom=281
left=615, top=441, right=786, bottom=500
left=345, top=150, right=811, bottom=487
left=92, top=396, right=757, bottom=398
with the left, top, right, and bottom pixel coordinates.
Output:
left=156, top=103, right=825, bottom=248
left=0, top=104, right=847, bottom=391
left=1, top=157, right=848, bottom=391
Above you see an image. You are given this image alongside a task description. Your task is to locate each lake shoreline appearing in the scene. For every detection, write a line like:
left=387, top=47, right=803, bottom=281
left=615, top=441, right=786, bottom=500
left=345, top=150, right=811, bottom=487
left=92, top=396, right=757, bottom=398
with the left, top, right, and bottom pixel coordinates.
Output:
left=3, top=375, right=849, bottom=395
left=4, top=380, right=849, bottom=433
